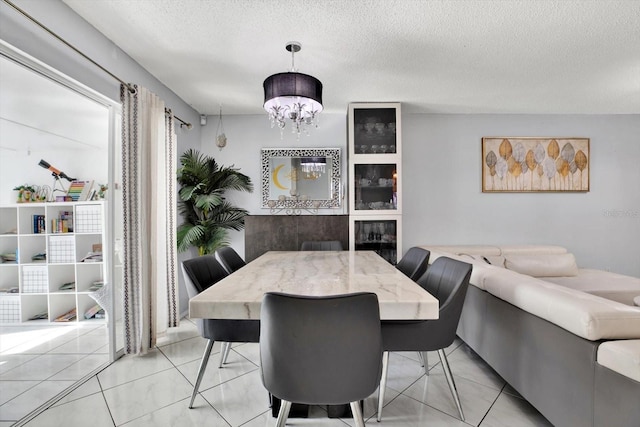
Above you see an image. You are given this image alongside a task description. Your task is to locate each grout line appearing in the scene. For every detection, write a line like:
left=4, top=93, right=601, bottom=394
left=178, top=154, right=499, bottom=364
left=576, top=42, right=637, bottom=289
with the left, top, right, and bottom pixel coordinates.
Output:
left=477, top=383, right=506, bottom=426
left=97, top=375, right=117, bottom=426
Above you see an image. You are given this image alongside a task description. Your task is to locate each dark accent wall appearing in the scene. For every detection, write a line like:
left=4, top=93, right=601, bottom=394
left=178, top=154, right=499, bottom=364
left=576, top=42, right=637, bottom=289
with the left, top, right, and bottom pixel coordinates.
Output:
left=244, top=215, right=349, bottom=262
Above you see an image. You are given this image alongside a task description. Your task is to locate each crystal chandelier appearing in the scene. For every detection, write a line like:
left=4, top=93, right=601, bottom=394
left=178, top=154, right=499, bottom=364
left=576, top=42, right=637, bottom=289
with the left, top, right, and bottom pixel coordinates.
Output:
left=300, top=156, right=326, bottom=179
left=263, top=42, right=323, bottom=136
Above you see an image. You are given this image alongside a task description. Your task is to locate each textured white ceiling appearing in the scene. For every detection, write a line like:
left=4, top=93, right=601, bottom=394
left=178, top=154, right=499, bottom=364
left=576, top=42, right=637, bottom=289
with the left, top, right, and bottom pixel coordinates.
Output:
left=62, top=0, right=640, bottom=115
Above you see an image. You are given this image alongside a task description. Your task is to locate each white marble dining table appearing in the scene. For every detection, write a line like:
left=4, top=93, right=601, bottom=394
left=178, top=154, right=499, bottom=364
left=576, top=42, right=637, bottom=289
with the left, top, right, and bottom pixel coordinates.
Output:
left=189, top=250, right=439, bottom=321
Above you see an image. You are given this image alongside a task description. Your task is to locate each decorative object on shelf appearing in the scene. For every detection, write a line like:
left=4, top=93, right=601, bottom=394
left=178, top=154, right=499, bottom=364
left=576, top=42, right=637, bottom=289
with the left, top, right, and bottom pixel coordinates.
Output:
left=177, top=149, right=253, bottom=255
left=38, top=159, right=75, bottom=199
left=482, top=137, right=590, bottom=192
left=215, top=105, right=227, bottom=150
left=13, top=185, right=36, bottom=203
left=97, top=183, right=108, bottom=199
left=263, top=41, right=323, bottom=137
left=13, top=184, right=50, bottom=202
left=261, top=148, right=341, bottom=210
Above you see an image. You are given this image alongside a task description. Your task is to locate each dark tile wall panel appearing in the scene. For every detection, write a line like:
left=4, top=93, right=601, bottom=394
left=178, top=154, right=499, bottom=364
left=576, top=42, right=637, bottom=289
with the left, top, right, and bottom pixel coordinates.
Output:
left=245, top=215, right=349, bottom=262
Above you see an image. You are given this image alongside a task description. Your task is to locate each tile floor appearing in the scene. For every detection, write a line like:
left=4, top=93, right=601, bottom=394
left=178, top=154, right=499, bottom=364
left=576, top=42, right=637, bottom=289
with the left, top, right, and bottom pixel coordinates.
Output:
left=0, top=322, right=109, bottom=426
left=10, top=319, right=553, bottom=426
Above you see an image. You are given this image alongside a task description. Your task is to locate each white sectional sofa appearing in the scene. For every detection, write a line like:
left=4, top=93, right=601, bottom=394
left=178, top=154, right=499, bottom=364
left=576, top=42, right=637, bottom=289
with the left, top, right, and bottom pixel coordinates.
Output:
left=419, top=245, right=640, bottom=427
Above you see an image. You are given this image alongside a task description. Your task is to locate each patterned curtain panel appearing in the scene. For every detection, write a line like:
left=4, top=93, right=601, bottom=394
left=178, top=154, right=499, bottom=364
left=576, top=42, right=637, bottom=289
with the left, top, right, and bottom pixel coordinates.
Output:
left=120, top=84, right=179, bottom=355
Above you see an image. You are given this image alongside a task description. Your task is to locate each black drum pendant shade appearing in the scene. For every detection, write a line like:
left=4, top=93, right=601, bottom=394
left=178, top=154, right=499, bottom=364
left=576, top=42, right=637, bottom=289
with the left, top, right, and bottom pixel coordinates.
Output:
left=263, top=42, right=323, bottom=135
left=263, top=72, right=323, bottom=108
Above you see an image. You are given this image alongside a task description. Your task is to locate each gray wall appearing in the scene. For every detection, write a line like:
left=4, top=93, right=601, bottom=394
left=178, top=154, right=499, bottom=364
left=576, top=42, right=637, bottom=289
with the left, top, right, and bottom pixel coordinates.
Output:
left=403, top=114, right=639, bottom=277
left=207, top=113, right=640, bottom=277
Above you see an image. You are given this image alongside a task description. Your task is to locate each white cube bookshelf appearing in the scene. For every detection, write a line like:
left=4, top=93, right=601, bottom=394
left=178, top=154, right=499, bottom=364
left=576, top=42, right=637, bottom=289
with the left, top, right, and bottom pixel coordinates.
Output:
left=0, top=201, right=107, bottom=323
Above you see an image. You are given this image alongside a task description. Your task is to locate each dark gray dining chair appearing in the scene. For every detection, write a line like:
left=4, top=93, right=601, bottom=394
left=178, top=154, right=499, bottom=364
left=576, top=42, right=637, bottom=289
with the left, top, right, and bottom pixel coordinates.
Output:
left=213, top=246, right=248, bottom=367
left=215, top=246, right=246, bottom=274
left=260, top=292, right=383, bottom=427
left=181, top=255, right=260, bottom=409
left=300, top=240, right=344, bottom=251
left=377, top=256, right=472, bottom=422
left=396, top=247, right=430, bottom=281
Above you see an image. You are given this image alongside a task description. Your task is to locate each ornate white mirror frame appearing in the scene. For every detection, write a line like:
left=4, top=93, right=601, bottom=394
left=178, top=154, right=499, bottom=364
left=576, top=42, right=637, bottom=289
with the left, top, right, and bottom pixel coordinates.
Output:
left=261, top=148, right=341, bottom=212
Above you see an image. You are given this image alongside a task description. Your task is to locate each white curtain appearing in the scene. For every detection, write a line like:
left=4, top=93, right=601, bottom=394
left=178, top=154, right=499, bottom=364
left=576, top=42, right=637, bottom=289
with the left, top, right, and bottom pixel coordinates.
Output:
left=120, top=84, right=179, bottom=355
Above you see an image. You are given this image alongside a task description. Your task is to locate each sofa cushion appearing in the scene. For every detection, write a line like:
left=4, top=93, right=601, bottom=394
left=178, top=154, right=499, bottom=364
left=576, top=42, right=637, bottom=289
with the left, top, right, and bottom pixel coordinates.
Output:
left=504, top=253, right=578, bottom=277
left=597, top=340, right=640, bottom=382
left=482, top=269, right=640, bottom=340
left=546, top=269, right=640, bottom=306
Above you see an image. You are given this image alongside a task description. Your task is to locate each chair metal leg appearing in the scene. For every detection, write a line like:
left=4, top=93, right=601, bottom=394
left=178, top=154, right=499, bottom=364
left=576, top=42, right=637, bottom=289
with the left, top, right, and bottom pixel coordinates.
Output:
left=189, top=339, right=215, bottom=409
left=376, top=351, right=389, bottom=422
left=438, top=349, right=465, bottom=421
left=350, top=401, right=365, bottom=427
left=421, top=351, right=429, bottom=376
left=219, top=341, right=231, bottom=368
left=275, top=399, right=292, bottom=427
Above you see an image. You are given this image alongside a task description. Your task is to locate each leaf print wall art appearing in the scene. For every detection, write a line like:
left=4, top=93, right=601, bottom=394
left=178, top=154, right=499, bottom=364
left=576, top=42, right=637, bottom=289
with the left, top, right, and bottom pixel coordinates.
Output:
left=482, top=137, right=589, bottom=192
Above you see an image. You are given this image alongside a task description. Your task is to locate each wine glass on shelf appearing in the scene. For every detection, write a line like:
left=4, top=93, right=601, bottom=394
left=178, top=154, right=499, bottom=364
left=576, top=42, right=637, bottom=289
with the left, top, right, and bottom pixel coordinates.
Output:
left=364, top=223, right=372, bottom=241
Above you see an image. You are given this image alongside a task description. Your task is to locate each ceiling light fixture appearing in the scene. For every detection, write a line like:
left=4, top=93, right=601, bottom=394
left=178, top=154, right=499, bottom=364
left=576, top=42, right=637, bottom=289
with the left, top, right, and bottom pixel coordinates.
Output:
left=263, top=41, right=323, bottom=137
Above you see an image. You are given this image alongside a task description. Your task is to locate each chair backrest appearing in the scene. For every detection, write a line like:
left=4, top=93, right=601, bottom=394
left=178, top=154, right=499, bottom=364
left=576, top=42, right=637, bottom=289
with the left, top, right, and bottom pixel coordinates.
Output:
left=416, top=256, right=472, bottom=345
left=215, top=246, right=246, bottom=274
left=181, top=255, right=229, bottom=298
left=181, top=255, right=259, bottom=342
left=260, top=292, right=383, bottom=405
left=396, top=247, right=430, bottom=281
left=300, top=240, right=344, bottom=251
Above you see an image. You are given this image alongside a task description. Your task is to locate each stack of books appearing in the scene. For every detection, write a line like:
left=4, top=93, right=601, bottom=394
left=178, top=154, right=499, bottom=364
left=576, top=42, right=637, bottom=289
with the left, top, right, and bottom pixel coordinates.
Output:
left=32, top=214, right=45, bottom=233
left=50, top=210, right=73, bottom=233
left=80, top=251, right=103, bottom=262
left=54, top=308, right=77, bottom=322
left=84, top=304, right=104, bottom=319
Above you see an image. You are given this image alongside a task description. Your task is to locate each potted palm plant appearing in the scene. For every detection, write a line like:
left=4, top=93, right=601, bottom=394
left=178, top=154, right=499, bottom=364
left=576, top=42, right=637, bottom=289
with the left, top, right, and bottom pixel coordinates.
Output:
left=176, top=149, right=253, bottom=255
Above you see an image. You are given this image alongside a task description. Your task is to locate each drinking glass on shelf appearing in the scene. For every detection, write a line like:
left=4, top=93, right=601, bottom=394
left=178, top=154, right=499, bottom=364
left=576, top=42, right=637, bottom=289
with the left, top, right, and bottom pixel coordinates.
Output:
left=371, top=145, right=379, bottom=153
left=363, top=223, right=372, bottom=241
left=388, top=122, right=396, bottom=133
left=364, top=122, right=375, bottom=134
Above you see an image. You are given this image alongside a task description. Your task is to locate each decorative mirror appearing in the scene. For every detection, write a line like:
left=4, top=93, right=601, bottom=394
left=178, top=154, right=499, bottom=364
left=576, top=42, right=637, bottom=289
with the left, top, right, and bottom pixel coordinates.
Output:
left=261, top=148, right=341, bottom=211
